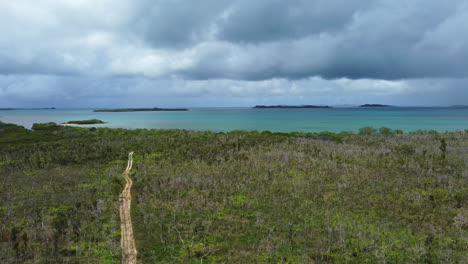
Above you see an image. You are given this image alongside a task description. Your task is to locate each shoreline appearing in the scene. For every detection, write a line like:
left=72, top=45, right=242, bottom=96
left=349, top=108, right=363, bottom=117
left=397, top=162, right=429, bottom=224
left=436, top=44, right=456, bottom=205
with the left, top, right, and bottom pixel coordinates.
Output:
left=2, top=120, right=466, bottom=136
left=3, top=107, right=468, bottom=133
left=59, top=122, right=108, bottom=127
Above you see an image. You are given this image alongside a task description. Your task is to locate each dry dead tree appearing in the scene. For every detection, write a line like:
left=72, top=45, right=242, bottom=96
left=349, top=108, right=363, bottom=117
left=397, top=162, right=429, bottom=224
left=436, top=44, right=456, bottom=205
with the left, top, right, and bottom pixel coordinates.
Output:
left=119, top=152, right=138, bottom=264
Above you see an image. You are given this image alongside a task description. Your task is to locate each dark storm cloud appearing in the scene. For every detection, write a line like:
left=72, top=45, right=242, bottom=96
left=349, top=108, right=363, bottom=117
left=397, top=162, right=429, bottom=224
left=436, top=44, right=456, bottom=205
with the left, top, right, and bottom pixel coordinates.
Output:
left=133, top=0, right=231, bottom=48
left=119, top=0, right=468, bottom=80
left=1, top=0, right=467, bottom=80
left=216, top=0, right=371, bottom=43
left=175, top=0, right=468, bottom=80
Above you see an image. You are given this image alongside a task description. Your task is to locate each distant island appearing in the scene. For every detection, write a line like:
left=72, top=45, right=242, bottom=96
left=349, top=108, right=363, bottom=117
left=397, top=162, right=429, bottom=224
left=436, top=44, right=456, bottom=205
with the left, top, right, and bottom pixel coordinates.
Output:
left=253, top=105, right=332, bottom=109
left=450, top=105, right=468, bottom=108
left=93, top=108, right=189, bottom=112
left=0, top=107, right=55, bottom=110
left=359, top=104, right=395, bottom=108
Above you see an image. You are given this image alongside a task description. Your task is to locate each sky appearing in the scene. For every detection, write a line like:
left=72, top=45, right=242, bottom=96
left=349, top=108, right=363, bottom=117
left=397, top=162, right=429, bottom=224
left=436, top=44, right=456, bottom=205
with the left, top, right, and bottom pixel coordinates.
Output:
left=0, top=0, right=467, bottom=107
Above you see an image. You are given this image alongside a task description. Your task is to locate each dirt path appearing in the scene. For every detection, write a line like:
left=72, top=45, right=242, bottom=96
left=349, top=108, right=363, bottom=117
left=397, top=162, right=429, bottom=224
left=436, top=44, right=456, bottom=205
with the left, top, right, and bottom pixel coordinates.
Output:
left=119, top=152, right=138, bottom=264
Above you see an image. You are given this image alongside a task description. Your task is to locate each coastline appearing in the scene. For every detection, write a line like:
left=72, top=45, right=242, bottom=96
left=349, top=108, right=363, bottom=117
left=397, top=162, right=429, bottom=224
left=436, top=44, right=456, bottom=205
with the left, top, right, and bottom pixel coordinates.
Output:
left=1, top=120, right=464, bottom=136
left=2, top=106, right=468, bottom=133
left=58, top=122, right=107, bottom=127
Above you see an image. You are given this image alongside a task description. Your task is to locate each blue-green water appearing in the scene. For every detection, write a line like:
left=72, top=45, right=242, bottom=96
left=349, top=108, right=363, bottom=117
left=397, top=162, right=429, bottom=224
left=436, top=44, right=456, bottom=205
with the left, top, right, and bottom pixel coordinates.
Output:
left=1, top=107, right=468, bottom=133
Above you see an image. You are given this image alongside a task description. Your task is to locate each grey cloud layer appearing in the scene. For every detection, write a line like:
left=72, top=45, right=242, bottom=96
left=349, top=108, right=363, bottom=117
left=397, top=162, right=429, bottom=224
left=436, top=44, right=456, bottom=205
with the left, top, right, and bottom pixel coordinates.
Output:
left=2, top=74, right=468, bottom=107
left=1, top=0, right=467, bottom=80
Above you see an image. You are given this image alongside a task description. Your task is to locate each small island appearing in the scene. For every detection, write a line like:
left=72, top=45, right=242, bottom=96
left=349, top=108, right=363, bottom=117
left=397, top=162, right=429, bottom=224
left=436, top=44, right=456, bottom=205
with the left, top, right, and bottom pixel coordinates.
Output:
left=0, top=107, right=56, bottom=110
left=64, top=119, right=106, bottom=125
left=93, top=108, right=188, bottom=112
left=253, top=105, right=332, bottom=109
left=450, top=105, right=468, bottom=108
left=359, top=104, right=395, bottom=108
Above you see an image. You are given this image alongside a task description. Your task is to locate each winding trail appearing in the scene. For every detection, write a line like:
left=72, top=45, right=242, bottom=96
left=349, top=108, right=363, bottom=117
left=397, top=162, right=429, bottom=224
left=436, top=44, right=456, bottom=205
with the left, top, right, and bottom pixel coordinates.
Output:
left=119, top=152, right=138, bottom=264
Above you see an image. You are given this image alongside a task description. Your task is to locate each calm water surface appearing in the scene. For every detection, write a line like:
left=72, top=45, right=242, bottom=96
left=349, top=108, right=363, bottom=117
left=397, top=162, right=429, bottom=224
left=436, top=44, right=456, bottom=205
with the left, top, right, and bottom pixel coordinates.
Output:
left=1, top=107, right=468, bottom=132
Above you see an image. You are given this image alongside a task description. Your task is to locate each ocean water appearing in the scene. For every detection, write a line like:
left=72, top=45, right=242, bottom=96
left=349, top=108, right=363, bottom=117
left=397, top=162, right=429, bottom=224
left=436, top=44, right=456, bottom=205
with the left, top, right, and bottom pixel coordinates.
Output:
left=1, top=107, right=468, bottom=133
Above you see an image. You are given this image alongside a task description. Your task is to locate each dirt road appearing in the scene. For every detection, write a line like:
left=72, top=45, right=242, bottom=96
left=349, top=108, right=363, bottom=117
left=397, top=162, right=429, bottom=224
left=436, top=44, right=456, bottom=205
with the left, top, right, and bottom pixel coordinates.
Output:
left=119, top=152, right=138, bottom=264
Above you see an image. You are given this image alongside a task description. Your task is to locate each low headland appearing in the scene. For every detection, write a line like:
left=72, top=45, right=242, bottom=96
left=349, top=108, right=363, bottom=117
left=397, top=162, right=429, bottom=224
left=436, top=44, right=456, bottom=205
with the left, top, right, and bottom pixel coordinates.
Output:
left=1, top=120, right=466, bottom=263
left=0, top=107, right=56, bottom=110
left=359, top=104, right=395, bottom=107
left=253, top=105, right=332, bottom=109
left=450, top=105, right=468, bottom=108
left=62, top=119, right=106, bottom=125
left=94, top=107, right=188, bottom=112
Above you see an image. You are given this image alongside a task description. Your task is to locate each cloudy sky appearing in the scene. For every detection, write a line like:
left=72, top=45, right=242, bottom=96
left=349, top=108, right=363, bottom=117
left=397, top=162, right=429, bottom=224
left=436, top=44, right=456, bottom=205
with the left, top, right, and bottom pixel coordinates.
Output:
left=0, top=0, right=467, bottom=107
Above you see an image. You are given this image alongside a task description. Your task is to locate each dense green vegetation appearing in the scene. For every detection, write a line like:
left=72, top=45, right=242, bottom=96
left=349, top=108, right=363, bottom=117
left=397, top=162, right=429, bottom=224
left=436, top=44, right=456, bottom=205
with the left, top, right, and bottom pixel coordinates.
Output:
left=66, top=119, right=105, bottom=125
left=0, top=121, right=467, bottom=263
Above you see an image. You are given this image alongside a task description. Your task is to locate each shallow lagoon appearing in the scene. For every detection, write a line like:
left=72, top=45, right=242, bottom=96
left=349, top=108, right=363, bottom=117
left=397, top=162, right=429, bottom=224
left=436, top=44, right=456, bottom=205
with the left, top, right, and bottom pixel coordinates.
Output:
left=1, top=107, right=468, bottom=132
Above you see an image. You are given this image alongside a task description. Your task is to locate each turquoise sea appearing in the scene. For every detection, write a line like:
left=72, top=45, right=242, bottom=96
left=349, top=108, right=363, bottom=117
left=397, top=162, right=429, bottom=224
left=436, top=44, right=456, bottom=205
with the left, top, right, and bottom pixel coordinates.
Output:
left=1, top=107, right=468, bottom=133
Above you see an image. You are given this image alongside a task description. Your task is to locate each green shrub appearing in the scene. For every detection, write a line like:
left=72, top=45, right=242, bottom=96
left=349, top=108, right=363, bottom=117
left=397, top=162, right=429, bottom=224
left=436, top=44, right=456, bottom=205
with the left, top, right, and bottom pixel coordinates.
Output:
left=379, top=127, right=394, bottom=136
left=0, top=121, right=28, bottom=132
left=32, top=122, right=60, bottom=131
left=393, top=144, right=415, bottom=156
left=358, top=126, right=378, bottom=135
left=439, top=138, right=447, bottom=159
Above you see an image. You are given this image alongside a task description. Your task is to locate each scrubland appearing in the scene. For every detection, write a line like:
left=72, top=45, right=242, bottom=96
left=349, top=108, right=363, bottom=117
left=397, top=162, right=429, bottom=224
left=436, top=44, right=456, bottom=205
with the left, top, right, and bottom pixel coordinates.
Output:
left=0, top=122, right=467, bottom=263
